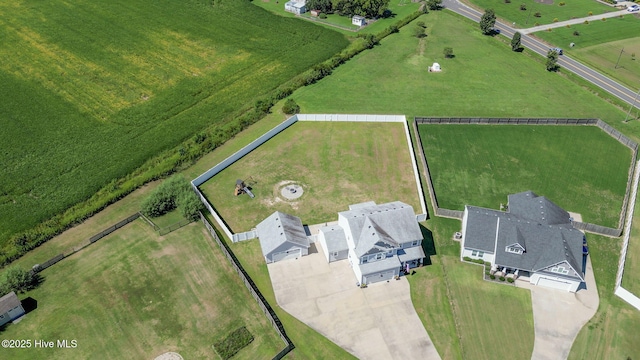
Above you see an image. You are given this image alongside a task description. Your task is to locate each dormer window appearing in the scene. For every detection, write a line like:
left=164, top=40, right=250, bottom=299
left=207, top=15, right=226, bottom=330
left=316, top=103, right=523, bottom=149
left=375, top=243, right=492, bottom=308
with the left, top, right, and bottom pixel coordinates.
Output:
left=551, top=265, right=569, bottom=275
left=506, top=246, right=523, bottom=254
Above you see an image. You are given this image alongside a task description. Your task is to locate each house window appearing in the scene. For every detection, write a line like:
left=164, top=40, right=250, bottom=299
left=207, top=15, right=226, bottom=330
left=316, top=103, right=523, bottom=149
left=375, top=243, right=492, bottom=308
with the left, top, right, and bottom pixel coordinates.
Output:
left=551, top=266, right=569, bottom=275
left=376, top=253, right=383, bottom=260
left=411, top=240, right=419, bottom=246
left=332, top=252, right=339, bottom=257
left=471, top=250, right=485, bottom=258
left=506, top=247, right=523, bottom=254
left=362, top=257, right=368, bottom=263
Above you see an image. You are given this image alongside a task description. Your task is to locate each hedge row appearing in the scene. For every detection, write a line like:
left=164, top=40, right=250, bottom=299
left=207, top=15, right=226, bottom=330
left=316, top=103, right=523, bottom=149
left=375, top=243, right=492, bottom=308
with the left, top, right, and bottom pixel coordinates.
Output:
left=0, top=6, right=429, bottom=268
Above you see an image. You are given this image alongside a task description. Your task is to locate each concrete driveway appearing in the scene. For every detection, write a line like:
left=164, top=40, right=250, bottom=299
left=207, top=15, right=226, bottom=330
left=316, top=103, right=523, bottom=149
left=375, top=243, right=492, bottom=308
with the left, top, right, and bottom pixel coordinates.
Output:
left=516, top=256, right=599, bottom=360
left=267, top=245, right=441, bottom=360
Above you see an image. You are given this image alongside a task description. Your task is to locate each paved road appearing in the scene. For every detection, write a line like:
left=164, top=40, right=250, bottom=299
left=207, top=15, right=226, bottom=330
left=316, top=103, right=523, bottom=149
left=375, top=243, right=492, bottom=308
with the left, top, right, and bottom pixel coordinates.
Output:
left=442, top=0, right=640, bottom=110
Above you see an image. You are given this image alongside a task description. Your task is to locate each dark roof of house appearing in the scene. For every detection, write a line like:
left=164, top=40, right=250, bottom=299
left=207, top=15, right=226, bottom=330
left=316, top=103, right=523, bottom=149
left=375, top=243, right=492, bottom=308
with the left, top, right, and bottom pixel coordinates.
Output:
left=463, top=191, right=584, bottom=280
left=339, top=201, right=423, bottom=257
left=507, top=191, right=571, bottom=225
left=0, top=291, right=21, bottom=314
left=257, top=211, right=310, bottom=256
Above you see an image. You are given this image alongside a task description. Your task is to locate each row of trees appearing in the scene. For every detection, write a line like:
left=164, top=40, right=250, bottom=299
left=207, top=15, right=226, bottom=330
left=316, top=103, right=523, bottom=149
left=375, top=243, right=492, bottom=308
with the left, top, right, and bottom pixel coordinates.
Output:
left=306, top=0, right=390, bottom=18
left=480, top=9, right=558, bottom=71
left=0, top=267, right=41, bottom=295
left=141, top=175, right=204, bottom=221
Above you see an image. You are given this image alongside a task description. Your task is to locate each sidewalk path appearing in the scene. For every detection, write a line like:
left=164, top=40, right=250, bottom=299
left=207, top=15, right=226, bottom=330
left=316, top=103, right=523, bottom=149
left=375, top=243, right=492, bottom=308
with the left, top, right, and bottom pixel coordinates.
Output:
left=520, top=9, right=630, bottom=34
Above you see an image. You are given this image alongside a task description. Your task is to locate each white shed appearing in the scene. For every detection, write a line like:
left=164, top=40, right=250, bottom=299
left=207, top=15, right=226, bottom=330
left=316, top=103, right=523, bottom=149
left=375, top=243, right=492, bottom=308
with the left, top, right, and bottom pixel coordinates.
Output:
left=285, top=1, right=307, bottom=15
left=429, top=62, right=441, bottom=72
left=352, top=15, right=366, bottom=27
left=317, top=225, right=349, bottom=263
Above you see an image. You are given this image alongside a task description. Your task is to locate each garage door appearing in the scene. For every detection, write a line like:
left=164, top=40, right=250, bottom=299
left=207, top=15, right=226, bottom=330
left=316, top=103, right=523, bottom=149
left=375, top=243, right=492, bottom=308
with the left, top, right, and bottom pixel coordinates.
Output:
left=536, top=277, right=573, bottom=291
left=272, top=248, right=302, bottom=263
left=364, top=270, right=396, bottom=284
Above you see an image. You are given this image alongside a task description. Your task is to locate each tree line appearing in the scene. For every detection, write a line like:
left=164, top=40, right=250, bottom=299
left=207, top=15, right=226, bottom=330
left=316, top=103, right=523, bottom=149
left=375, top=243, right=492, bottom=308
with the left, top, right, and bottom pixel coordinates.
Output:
left=306, top=0, right=391, bottom=18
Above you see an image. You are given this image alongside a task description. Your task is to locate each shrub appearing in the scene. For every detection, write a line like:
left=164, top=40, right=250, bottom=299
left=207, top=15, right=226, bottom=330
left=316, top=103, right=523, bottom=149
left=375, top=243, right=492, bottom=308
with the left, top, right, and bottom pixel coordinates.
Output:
left=213, top=327, right=254, bottom=360
left=584, top=20, right=589, bottom=24
left=566, top=24, right=571, bottom=28
left=534, top=22, right=540, bottom=26
left=507, top=278, right=515, bottom=283
left=0, top=267, right=42, bottom=294
left=319, top=13, right=327, bottom=19
left=573, top=30, right=580, bottom=36
left=484, top=261, right=492, bottom=267
left=588, top=11, right=593, bottom=15
left=499, top=276, right=506, bottom=281
left=601, top=17, right=606, bottom=21
left=463, top=256, right=472, bottom=261
left=504, top=0, right=511, bottom=3
left=559, top=1, right=565, bottom=6
left=141, top=175, right=203, bottom=220
left=534, top=12, right=541, bottom=17
left=443, top=47, right=454, bottom=58
left=553, top=17, right=559, bottom=22
left=282, top=98, right=300, bottom=114
left=490, top=274, right=496, bottom=280
left=520, top=3, right=526, bottom=10
left=417, top=20, right=426, bottom=28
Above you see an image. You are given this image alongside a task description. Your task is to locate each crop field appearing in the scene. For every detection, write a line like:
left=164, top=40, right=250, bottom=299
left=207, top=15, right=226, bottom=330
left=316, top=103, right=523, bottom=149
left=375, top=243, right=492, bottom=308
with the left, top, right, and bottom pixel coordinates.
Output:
left=0, top=0, right=348, bottom=247
left=534, top=15, right=640, bottom=91
left=199, top=121, right=422, bottom=232
left=418, top=124, right=631, bottom=227
left=465, top=0, right=613, bottom=26
left=0, top=221, right=284, bottom=359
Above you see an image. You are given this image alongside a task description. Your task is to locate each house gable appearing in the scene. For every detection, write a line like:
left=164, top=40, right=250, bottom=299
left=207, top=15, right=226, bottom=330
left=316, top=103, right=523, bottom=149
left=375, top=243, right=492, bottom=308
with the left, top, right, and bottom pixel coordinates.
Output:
left=256, top=211, right=310, bottom=260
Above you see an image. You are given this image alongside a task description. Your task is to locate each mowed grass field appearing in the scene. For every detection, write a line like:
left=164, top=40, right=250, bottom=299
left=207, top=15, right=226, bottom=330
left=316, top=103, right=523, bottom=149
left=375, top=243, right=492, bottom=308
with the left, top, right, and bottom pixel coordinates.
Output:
left=0, top=221, right=284, bottom=359
left=292, top=11, right=632, bottom=125
left=418, top=125, right=631, bottom=227
left=199, top=122, right=422, bottom=232
left=0, top=0, right=348, bottom=246
left=466, top=0, right=613, bottom=26
left=534, top=15, right=640, bottom=91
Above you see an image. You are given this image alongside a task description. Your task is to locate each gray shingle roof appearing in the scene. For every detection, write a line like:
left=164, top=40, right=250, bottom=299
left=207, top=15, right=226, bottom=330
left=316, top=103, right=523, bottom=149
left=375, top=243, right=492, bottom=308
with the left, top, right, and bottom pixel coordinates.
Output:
left=0, top=291, right=21, bottom=314
left=257, top=211, right=309, bottom=256
left=319, top=226, right=349, bottom=253
left=359, top=256, right=401, bottom=275
left=398, top=246, right=426, bottom=263
left=464, top=191, right=584, bottom=280
left=339, top=201, right=423, bottom=257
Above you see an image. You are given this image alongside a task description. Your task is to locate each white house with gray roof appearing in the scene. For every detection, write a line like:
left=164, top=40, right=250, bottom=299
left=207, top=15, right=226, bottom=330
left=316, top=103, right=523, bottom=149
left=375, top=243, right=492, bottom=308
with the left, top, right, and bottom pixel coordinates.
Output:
left=257, top=211, right=310, bottom=263
left=317, top=225, right=349, bottom=263
left=461, top=191, right=585, bottom=292
left=335, top=201, right=426, bottom=285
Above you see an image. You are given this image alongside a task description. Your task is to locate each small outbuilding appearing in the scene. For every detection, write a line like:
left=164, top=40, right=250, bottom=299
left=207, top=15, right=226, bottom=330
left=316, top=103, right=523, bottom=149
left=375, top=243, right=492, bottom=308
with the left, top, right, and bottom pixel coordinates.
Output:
left=0, top=292, right=25, bottom=327
left=257, top=211, right=310, bottom=263
left=310, top=9, right=321, bottom=17
left=285, top=0, right=307, bottom=15
left=317, top=226, right=349, bottom=263
left=428, top=62, right=441, bottom=72
left=352, top=15, right=366, bottom=27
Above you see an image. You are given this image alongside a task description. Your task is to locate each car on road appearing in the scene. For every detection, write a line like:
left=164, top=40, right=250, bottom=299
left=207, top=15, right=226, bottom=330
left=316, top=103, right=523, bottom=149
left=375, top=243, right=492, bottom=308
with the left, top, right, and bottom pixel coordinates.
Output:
left=628, top=4, right=640, bottom=12
left=549, top=47, right=563, bottom=55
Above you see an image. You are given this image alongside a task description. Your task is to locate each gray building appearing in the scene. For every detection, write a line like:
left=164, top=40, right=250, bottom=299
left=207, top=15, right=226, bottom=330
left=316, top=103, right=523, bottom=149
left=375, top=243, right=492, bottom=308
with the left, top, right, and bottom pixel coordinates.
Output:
left=0, top=291, right=25, bottom=326
left=257, top=211, right=310, bottom=263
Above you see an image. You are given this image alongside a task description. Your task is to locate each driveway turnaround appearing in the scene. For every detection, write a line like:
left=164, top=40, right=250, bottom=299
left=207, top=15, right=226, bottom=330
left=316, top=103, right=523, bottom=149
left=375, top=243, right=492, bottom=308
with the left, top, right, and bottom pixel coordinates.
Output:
left=516, top=256, right=599, bottom=360
left=268, top=245, right=441, bottom=360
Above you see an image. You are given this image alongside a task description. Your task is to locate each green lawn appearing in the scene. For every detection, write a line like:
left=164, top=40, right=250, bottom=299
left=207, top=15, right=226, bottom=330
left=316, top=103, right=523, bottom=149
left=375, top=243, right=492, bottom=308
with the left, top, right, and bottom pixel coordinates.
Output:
left=534, top=15, right=640, bottom=91
left=418, top=124, right=631, bottom=228
left=0, top=0, right=348, bottom=246
left=465, top=0, right=614, bottom=27
left=200, top=121, right=422, bottom=232
left=0, top=221, right=284, bottom=359
left=292, top=11, right=632, bottom=125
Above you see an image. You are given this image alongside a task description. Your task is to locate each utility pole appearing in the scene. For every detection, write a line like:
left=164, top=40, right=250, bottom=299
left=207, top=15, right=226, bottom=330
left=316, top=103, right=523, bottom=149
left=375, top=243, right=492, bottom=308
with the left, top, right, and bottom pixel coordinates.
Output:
left=624, top=86, right=640, bottom=122
left=615, top=47, right=624, bottom=69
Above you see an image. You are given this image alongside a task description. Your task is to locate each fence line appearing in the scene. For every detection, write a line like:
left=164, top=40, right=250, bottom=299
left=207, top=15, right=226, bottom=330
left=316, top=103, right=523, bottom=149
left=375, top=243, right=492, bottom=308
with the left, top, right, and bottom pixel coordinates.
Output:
left=435, top=209, right=464, bottom=219
left=34, top=213, right=140, bottom=273
left=412, top=120, right=440, bottom=217
left=199, top=212, right=294, bottom=359
left=414, top=117, right=639, bottom=238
